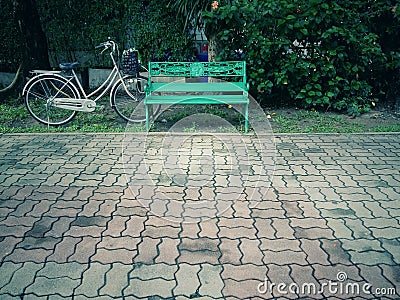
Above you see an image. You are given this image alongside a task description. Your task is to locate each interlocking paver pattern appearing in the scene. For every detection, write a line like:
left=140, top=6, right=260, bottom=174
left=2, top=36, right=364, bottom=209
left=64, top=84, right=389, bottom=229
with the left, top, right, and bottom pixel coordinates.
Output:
left=0, top=132, right=399, bottom=299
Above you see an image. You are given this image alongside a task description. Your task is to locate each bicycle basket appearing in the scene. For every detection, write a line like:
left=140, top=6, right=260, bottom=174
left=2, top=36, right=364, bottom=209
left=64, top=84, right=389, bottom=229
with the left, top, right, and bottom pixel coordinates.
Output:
left=122, top=49, right=140, bottom=75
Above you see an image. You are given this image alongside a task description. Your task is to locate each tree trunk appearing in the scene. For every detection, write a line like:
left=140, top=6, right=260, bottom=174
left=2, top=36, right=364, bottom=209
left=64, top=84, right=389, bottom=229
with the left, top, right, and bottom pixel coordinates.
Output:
left=208, top=36, right=216, bottom=62
left=14, top=0, right=50, bottom=76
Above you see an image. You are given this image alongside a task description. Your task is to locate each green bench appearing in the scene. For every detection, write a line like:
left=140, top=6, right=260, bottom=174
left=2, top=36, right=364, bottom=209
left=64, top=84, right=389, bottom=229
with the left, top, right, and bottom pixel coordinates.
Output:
left=144, top=61, right=249, bottom=132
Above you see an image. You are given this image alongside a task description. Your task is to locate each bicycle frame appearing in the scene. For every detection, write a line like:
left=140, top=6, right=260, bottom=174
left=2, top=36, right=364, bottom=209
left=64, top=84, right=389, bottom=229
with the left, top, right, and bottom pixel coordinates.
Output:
left=66, top=50, right=125, bottom=103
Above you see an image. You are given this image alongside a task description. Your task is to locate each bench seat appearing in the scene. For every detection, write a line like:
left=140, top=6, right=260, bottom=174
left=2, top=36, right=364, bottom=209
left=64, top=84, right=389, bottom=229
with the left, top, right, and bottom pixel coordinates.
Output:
left=145, top=95, right=248, bottom=105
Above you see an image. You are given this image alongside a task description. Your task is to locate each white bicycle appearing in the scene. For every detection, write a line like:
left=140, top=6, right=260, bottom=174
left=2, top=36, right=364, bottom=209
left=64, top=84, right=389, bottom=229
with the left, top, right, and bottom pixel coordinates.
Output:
left=23, top=39, right=160, bottom=126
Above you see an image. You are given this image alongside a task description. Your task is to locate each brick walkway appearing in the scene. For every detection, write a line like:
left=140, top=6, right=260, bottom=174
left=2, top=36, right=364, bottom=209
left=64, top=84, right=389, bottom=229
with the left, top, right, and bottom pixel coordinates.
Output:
left=0, top=132, right=399, bottom=299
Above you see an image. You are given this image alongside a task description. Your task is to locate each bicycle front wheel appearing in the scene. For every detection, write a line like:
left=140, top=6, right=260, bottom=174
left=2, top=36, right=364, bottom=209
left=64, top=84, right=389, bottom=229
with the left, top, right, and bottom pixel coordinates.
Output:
left=111, top=75, right=160, bottom=123
left=24, top=74, right=79, bottom=126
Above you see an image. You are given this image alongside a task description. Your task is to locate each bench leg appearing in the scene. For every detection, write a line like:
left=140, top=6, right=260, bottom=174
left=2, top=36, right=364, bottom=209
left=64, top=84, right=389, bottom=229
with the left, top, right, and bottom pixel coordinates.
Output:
left=243, top=103, right=249, bottom=133
left=145, top=104, right=150, bottom=132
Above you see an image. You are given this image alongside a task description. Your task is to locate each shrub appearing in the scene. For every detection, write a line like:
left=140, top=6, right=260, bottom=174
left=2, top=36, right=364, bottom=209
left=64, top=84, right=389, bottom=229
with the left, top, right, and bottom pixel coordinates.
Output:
left=203, top=0, right=399, bottom=115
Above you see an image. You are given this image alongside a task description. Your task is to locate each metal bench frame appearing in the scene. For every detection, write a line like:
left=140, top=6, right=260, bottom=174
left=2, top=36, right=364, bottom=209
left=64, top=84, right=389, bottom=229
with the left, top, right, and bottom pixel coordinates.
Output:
left=144, top=61, right=249, bottom=132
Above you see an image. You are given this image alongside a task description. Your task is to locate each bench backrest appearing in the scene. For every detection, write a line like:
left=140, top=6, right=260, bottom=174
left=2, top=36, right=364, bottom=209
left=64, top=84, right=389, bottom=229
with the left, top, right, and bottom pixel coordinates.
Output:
left=148, top=61, right=246, bottom=83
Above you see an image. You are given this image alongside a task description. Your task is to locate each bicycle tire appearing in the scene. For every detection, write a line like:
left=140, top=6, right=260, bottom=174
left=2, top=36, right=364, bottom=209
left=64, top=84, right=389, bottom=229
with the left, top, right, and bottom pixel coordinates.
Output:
left=24, top=74, right=79, bottom=126
left=111, top=75, right=161, bottom=123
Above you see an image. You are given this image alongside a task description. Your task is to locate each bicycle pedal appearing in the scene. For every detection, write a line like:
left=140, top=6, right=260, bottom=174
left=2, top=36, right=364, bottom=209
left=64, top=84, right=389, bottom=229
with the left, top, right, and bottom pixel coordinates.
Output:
left=53, top=98, right=96, bottom=112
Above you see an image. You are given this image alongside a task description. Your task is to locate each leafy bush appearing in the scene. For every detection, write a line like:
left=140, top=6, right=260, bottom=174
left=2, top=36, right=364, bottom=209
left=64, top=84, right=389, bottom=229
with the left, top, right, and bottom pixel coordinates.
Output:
left=0, top=1, right=23, bottom=72
left=203, top=0, right=399, bottom=115
left=0, top=0, right=195, bottom=71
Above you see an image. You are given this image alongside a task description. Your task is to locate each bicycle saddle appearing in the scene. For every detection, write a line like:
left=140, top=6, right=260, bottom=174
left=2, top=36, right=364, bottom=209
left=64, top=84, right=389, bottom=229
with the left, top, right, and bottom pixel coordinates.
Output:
left=59, top=62, right=80, bottom=70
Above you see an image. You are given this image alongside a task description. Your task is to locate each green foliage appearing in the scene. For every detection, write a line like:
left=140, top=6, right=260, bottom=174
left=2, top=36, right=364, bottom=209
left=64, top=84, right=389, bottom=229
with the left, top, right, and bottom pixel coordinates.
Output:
left=203, top=0, right=400, bottom=115
left=126, top=0, right=195, bottom=63
left=0, top=1, right=23, bottom=72
left=0, top=0, right=194, bottom=70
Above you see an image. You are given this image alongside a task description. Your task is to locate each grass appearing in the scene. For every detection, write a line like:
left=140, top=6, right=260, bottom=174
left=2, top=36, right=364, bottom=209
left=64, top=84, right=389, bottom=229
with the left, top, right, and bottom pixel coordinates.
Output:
left=270, top=110, right=366, bottom=133
left=1, top=99, right=399, bottom=134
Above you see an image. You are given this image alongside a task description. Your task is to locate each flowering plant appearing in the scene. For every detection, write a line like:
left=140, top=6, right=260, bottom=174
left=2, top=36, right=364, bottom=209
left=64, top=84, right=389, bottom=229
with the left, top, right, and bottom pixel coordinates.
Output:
left=212, top=1, right=219, bottom=10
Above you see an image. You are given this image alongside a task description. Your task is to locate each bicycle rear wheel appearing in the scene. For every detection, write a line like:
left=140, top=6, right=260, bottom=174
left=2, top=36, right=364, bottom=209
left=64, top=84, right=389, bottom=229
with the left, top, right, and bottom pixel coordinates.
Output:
left=111, top=75, right=160, bottom=123
left=24, top=74, right=79, bottom=126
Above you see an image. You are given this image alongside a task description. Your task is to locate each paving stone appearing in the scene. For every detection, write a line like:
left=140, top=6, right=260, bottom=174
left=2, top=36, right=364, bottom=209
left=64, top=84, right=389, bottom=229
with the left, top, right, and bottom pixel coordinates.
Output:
left=266, top=264, right=297, bottom=298
left=254, top=218, right=276, bottom=239
left=349, top=250, right=395, bottom=265
left=240, top=238, right=264, bottom=265
left=0, top=236, right=22, bottom=262
left=341, top=239, right=384, bottom=253
left=290, top=217, right=327, bottom=229
left=219, top=238, right=242, bottom=264
left=23, top=294, right=50, bottom=299
left=75, top=263, right=110, bottom=297
left=122, top=216, right=146, bottom=237
left=252, top=208, right=286, bottom=219
left=143, top=224, right=181, bottom=239
left=358, top=265, right=398, bottom=297
left=222, top=264, right=267, bottom=281
left=326, top=218, right=354, bottom=239
left=263, top=249, right=308, bottom=266
left=1, top=262, right=44, bottom=296
left=5, top=247, right=52, bottom=264
left=362, top=217, right=399, bottom=228
left=290, top=264, right=324, bottom=299
left=93, top=248, right=136, bottom=264
left=100, top=263, right=131, bottom=298
left=260, top=238, right=300, bottom=252
left=124, top=277, right=175, bottom=298
left=379, top=264, right=400, bottom=293
left=173, top=263, right=200, bottom=297
left=223, top=278, right=271, bottom=299
left=293, top=226, right=335, bottom=240
left=232, top=201, right=251, bottom=217
left=344, top=219, right=373, bottom=239
left=1, top=133, right=399, bottom=298
left=47, top=236, right=81, bottom=263
left=199, top=218, right=219, bottom=238
left=129, top=263, right=177, bottom=281
left=300, top=239, right=330, bottom=265
left=218, top=218, right=254, bottom=228
left=156, top=237, right=180, bottom=264
left=380, top=239, right=400, bottom=264
left=36, top=262, right=86, bottom=280
left=0, top=262, right=23, bottom=289
left=363, top=202, right=391, bottom=218
left=272, top=218, right=295, bottom=239
left=98, top=236, right=140, bottom=251
left=178, top=248, right=220, bottom=265
left=179, top=237, right=219, bottom=252
left=219, top=226, right=257, bottom=238
left=313, top=264, right=363, bottom=282
left=26, top=276, right=80, bottom=297
left=134, top=237, right=161, bottom=264
left=45, top=217, right=74, bottom=238
left=198, top=264, right=223, bottom=298
left=320, top=239, right=352, bottom=265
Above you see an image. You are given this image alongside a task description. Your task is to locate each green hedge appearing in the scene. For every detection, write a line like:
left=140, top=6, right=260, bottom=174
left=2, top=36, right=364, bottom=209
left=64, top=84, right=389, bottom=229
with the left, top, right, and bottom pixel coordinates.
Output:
left=0, top=1, right=23, bottom=72
left=0, top=0, right=195, bottom=71
left=204, top=0, right=400, bottom=115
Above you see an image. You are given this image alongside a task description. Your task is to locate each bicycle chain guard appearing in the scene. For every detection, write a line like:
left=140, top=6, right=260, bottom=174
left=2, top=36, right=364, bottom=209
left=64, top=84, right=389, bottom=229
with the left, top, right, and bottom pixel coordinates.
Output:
left=52, top=98, right=96, bottom=112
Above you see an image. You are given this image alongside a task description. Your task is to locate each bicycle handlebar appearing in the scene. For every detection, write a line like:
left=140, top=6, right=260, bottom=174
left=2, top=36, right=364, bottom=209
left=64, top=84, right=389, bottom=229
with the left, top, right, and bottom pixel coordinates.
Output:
left=95, top=40, right=116, bottom=52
